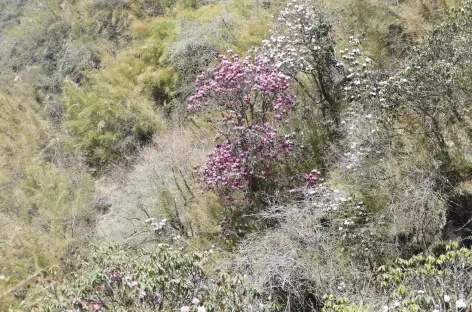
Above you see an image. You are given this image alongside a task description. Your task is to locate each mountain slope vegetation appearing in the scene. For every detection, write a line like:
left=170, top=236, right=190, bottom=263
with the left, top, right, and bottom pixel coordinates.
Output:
left=1, top=0, right=472, bottom=311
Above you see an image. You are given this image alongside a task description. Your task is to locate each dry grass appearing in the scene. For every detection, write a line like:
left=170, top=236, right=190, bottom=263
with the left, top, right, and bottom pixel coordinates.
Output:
left=96, top=125, right=221, bottom=246
left=234, top=186, right=383, bottom=310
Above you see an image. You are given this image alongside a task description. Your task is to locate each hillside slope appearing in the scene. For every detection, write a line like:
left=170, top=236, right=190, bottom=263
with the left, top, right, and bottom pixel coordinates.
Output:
left=2, top=0, right=472, bottom=311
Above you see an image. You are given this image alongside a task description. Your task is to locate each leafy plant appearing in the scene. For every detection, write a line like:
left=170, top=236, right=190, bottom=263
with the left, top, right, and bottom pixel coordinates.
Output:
left=379, top=242, right=472, bottom=312
left=34, top=245, right=273, bottom=312
left=381, top=0, right=472, bottom=165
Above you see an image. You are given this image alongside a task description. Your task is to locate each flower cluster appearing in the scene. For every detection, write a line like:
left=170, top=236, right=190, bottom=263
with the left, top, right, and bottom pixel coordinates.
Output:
left=145, top=217, right=168, bottom=233
left=259, top=0, right=336, bottom=75
left=188, top=51, right=298, bottom=196
left=258, top=0, right=346, bottom=128
left=180, top=298, right=207, bottom=312
left=187, top=51, right=295, bottom=122
left=302, top=169, right=322, bottom=185
left=201, top=124, right=294, bottom=192
left=69, top=297, right=105, bottom=311
left=339, top=37, right=387, bottom=106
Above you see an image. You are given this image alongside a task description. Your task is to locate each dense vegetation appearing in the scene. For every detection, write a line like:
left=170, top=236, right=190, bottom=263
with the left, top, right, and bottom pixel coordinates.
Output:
left=2, top=0, right=472, bottom=311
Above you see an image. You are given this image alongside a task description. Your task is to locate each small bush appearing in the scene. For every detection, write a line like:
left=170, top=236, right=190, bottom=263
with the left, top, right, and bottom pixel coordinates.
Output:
left=379, top=242, right=472, bottom=311
left=235, top=186, right=378, bottom=311
left=63, top=59, right=164, bottom=168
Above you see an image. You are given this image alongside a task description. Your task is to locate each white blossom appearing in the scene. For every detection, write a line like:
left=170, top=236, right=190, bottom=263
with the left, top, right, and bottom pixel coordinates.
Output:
left=456, top=299, right=466, bottom=308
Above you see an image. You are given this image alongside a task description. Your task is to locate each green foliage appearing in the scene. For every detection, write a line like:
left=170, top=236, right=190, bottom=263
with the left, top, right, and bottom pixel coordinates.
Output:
left=332, top=198, right=392, bottom=267
left=61, top=16, right=182, bottom=167
left=63, top=56, right=166, bottom=167
left=34, top=245, right=272, bottom=311
left=319, top=243, right=472, bottom=311
left=379, top=242, right=472, bottom=311
left=0, top=5, right=54, bottom=88
left=0, top=0, right=29, bottom=27
left=175, top=0, right=271, bottom=55
left=0, top=93, right=95, bottom=309
left=35, top=246, right=205, bottom=311
left=340, top=0, right=407, bottom=64
left=383, top=0, right=472, bottom=166
left=326, top=0, right=459, bottom=67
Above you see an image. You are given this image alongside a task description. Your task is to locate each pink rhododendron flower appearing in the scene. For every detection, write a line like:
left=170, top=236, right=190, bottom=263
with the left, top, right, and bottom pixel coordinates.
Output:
left=188, top=51, right=298, bottom=195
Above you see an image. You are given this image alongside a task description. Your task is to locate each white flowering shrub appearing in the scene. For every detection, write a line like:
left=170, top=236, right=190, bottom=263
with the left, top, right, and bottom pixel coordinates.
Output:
left=332, top=199, right=391, bottom=267
left=333, top=36, right=389, bottom=172
left=260, top=0, right=343, bottom=129
left=339, top=37, right=387, bottom=107
left=381, top=0, right=472, bottom=164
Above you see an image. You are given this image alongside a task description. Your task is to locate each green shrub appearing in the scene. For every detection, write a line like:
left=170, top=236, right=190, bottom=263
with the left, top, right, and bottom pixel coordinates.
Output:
left=382, top=0, right=472, bottom=166
left=63, top=57, right=165, bottom=168
left=319, top=243, right=472, bottom=311
left=379, top=242, right=472, bottom=311
left=62, top=16, right=182, bottom=167
left=322, top=296, right=369, bottom=312
left=33, top=245, right=274, bottom=312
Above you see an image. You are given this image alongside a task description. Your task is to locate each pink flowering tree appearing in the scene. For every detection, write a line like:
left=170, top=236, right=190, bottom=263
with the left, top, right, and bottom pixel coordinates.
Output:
left=188, top=51, right=297, bottom=198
